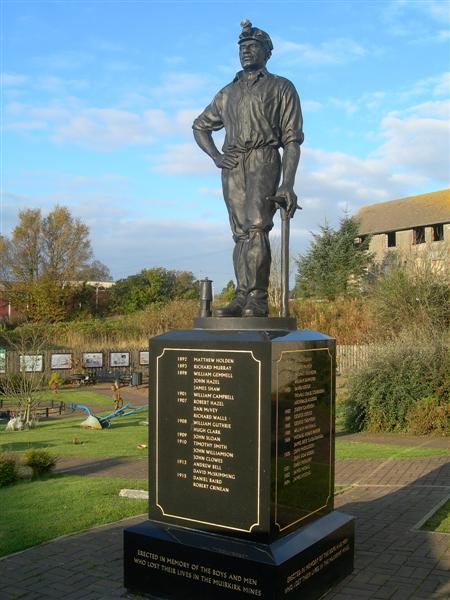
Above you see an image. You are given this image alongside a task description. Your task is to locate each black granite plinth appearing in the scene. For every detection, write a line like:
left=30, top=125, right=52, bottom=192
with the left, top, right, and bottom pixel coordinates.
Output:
left=147, top=328, right=335, bottom=542
left=124, top=326, right=354, bottom=599
left=193, top=316, right=297, bottom=331
left=124, top=512, right=355, bottom=600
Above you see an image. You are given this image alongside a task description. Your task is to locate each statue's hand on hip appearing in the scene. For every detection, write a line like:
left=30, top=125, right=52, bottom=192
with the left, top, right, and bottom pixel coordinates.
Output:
left=213, top=152, right=239, bottom=170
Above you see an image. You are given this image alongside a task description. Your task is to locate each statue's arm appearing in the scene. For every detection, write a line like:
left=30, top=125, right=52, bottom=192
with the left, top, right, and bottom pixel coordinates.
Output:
left=277, top=82, right=304, bottom=218
left=278, top=142, right=300, bottom=218
left=193, top=129, right=238, bottom=170
left=193, top=94, right=238, bottom=170
left=281, top=142, right=300, bottom=190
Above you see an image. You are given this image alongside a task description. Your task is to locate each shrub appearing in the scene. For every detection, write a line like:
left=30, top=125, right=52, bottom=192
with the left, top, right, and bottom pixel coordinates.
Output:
left=406, top=396, right=450, bottom=436
left=369, top=246, right=450, bottom=336
left=48, top=372, right=63, bottom=390
left=291, top=296, right=376, bottom=344
left=344, top=329, right=449, bottom=433
left=23, top=449, right=58, bottom=478
left=0, top=452, right=20, bottom=487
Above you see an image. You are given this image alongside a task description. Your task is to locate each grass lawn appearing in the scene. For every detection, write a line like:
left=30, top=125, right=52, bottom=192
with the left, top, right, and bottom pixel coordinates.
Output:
left=1, top=388, right=120, bottom=409
left=0, top=475, right=147, bottom=557
left=42, top=388, right=117, bottom=405
left=2, top=412, right=448, bottom=460
left=0, top=413, right=148, bottom=457
left=422, top=499, right=450, bottom=534
left=335, top=440, right=450, bottom=460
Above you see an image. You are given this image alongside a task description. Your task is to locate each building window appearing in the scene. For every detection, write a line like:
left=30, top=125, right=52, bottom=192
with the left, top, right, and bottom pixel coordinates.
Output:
left=387, top=231, right=396, bottom=247
left=413, top=227, right=425, bottom=245
left=354, top=235, right=366, bottom=246
left=432, top=223, right=444, bottom=242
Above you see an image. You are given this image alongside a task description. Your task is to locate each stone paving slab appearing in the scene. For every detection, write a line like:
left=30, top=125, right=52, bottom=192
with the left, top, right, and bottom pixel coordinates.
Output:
left=336, top=456, right=450, bottom=487
left=326, top=484, right=450, bottom=599
left=1, top=457, right=449, bottom=599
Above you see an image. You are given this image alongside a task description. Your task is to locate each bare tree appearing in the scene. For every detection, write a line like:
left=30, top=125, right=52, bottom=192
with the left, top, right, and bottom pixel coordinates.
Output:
left=1, top=329, right=48, bottom=430
left=8, top=209, right=42, bottom=283
left=41, top=206, right=92, bottom=281
left=3, top=205, right=110, bottom=322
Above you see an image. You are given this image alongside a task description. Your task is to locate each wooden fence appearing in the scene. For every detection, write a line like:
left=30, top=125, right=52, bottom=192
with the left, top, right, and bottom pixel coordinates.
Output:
left=336, top=345, right=371, bottom=375
left=0, top=348, right=149, bottom=382
left=1, top=344, right=372, bottom=380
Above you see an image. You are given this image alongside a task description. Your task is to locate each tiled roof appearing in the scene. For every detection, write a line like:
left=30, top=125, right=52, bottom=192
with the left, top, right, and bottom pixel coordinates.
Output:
left=355, top=189, right=450, bottom=235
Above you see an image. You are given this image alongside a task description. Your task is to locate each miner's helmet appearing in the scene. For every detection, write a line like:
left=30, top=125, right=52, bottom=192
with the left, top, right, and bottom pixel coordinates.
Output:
left=238, top=19, right=273, bottom=57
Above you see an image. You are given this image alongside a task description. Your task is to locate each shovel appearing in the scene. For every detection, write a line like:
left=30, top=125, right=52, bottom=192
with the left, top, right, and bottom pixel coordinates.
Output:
left=266, top=195, right=301, bottom=318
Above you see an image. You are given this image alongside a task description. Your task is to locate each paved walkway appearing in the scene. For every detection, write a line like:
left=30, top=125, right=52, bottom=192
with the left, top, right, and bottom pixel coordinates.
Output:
left=1, top=455, right=449, bottom=599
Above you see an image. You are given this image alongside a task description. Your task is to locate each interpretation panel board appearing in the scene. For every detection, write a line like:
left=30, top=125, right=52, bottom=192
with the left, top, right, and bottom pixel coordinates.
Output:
left=152, top=346, right=262, bottom=533
left=275, top=347, right=334, bottom=532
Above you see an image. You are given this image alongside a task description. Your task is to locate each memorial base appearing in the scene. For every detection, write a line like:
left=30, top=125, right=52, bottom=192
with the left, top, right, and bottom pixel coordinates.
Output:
left=124, top=511, right=355, bottom=600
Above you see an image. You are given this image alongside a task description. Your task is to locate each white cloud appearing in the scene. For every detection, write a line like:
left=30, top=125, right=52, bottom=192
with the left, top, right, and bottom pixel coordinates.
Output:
left=198, top=187, right=222, bottom=197
left=148, top=92, right=449, bottom=242
left=302, top=100, right=323, bottom=112
left=143, top=108, right=202, bottom=136
left=2, top=72, right=28, bottom=87
left=382, top=0, right=450, bottom=38
left=6, top=99, right=202, bottom=150
left=53, top=108, right=154, bottom=150
left=152, top=143, right=217, bottom=174
left=273, top=36, right=366, bottom=66
left=152, top=73, right=207, bottom=98
left=418, top=0, right=450, bottom=24
left=91, top=216, right=233, bottom=281
left=329, top=97, right=359, bottom=115
left=378, top=112, right=450, bottom=181
left=32, top=50, right=93, bottom=70
left=37, top=75, right=88, bottom=94
left=433, top=72, right=450, bottom=96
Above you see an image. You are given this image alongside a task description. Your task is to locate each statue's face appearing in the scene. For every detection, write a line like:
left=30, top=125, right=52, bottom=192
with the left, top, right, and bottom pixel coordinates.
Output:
left=239, top=40, right=267, bottom=71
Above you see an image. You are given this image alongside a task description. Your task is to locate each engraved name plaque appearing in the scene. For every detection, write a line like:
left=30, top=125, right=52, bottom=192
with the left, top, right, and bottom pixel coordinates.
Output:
left=153, top=348, right=262, bottom=532
left=275, top=347, right=334, bottom=531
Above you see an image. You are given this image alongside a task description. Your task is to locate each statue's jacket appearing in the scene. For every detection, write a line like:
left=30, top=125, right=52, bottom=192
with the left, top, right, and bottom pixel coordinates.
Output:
left=193, top=67, right=304, bottom=154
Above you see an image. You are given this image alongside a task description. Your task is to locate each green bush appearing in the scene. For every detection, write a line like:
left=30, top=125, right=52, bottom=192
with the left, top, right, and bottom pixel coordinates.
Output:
left=48, top=372, right=63, bottom=389
left=369, top=247, right=450, bottom=335
left=406, top=396, right=450, bottom=436
left=0, top=452, right=20, bottom=487
left=344, top=330, right=449, bottom=433
left=23, top=449, right=58, bottom=478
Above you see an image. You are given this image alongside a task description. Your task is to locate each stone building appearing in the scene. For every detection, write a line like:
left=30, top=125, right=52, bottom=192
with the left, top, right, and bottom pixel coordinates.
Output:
left=354, top=189, right=450, bottom=263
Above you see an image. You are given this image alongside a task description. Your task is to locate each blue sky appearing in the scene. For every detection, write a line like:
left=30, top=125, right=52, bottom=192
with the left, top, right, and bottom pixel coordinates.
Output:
left=2, top=0, right=449, bottom=291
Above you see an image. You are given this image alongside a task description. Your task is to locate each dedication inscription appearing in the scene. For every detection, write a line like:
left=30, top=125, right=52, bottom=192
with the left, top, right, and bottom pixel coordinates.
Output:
left=275, top=348, right=333, bottom=531
left=155, top=348, right=261, bottom=532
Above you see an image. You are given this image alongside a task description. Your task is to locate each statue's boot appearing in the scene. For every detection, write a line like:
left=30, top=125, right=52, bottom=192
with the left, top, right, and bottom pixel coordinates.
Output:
left=242, top=229, right=270, bottom=317
left=215, top=291, right=247, bottom=317
left=242, top=289, right=268, bottom=317
left=215, top=237, right=248, bottom=317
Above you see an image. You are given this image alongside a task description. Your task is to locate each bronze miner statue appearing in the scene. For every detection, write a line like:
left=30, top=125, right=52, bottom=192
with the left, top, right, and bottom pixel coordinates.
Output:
left=193, top=19, right=304, bottom=317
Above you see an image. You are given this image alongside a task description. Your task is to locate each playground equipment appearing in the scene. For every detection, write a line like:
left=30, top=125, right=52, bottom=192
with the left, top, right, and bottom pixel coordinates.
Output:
left=69, top=402, right=147, bottom=430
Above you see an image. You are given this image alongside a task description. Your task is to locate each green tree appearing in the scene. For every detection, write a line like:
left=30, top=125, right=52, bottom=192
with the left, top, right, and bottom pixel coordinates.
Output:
left=216, top=280, right=236, bottom=303
left=111, top=268, right=198, bottom=314
left=173, top=271, right=199, bottom=300
left=295, top=216, right=372, bottom=300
